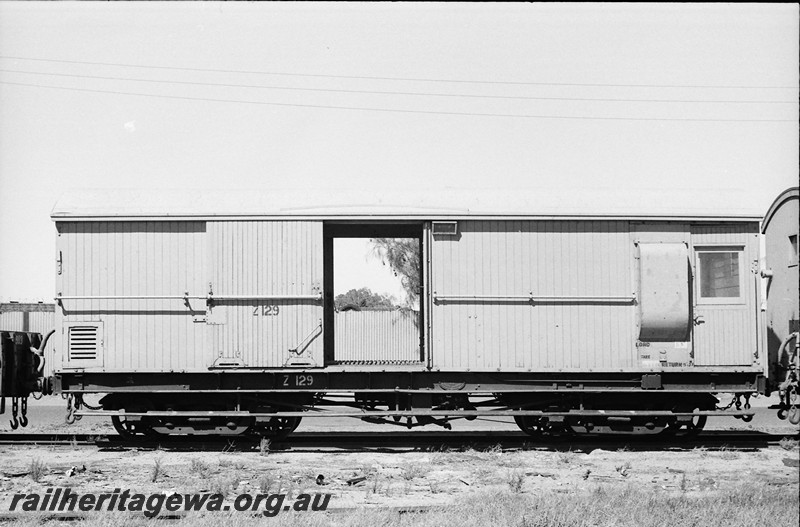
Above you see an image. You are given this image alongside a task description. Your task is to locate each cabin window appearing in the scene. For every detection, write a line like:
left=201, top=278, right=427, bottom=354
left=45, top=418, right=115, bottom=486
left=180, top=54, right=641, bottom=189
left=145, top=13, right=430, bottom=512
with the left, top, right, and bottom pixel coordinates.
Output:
left=789, top=234, right=798, bottom=267
left=696, top=247, right=744, bottom=303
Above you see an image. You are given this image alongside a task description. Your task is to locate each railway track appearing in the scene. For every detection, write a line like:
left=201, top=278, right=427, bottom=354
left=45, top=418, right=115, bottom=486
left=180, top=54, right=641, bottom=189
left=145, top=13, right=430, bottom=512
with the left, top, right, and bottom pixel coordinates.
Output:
left=0, top=430, right=796, bottom=451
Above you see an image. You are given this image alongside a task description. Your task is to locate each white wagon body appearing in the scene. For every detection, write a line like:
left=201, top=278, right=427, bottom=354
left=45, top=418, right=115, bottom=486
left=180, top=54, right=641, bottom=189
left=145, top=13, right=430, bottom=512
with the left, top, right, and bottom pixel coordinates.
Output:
left=50, top=188, right=762, bottom=377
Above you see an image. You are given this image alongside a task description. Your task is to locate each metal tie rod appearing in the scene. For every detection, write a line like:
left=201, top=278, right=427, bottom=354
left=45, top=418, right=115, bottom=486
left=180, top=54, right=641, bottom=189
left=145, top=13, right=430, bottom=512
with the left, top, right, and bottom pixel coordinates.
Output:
left=433, top=294, right=635, bottom=303
left=55, top=293, right=322, bottom=301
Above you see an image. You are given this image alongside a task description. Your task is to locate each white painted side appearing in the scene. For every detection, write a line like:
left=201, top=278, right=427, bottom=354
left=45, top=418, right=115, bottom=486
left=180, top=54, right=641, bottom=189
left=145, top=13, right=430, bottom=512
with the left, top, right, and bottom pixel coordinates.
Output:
left=208, top=221, right=324, bottom=368
left=430, top=219, right=761, bottom=371
left=56, top=221, right=210, bottom=371
left=430, top=220, right=637, bottom=371
left=690, top=223, right=760, bottom=366
left=52, top=217, right=762, bottom=374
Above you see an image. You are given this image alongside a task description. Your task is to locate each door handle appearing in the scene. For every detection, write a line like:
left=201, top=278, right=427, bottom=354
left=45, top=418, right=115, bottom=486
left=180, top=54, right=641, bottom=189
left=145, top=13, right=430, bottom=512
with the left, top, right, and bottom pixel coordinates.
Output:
left=693, top=315, right=705, bottom=326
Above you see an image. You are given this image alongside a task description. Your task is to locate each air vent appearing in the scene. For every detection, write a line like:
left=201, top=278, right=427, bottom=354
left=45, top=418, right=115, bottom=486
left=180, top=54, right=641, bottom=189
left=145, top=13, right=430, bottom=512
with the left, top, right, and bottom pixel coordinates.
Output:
left=67, top=324, right=103, bottom=364
left=432, top=221, right=458, bottom=236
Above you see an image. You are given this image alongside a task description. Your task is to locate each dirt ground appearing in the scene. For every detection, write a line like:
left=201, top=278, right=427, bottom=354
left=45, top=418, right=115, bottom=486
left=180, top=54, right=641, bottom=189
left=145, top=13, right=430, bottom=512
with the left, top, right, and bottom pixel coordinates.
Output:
left=1, top=435, right=799, bottom=512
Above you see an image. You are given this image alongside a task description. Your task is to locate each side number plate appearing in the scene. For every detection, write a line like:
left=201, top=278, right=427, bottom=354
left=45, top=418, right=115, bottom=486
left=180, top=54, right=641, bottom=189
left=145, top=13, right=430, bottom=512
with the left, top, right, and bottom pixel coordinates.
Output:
left=281, top=374, right=315, bottom=388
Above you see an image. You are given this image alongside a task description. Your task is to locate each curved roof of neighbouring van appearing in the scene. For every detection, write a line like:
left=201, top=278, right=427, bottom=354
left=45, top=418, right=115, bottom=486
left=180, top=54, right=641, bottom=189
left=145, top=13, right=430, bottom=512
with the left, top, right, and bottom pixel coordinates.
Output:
left=51, top=187, right=763, bottom=221
left=761, top=187, right=799, bottom=234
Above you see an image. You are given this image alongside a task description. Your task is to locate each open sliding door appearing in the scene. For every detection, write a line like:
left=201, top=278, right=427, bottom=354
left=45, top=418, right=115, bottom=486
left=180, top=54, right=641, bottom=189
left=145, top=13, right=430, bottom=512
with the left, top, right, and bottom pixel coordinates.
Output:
left=323, top=223, right=424, bottom=365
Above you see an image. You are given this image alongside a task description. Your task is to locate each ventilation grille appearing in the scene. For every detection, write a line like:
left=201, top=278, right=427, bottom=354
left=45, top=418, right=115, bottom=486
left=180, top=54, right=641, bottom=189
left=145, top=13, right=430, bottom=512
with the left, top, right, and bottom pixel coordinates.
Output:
left=333, top=359, right=424, bottom=365
left=432, top=221, right=458, bottom=236
left=68, top=325, right=100, bottom=361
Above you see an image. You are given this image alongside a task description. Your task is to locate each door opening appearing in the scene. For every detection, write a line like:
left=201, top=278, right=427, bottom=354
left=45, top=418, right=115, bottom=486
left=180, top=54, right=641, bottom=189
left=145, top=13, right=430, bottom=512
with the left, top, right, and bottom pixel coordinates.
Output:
left=323, top=223, right=424, bottom=365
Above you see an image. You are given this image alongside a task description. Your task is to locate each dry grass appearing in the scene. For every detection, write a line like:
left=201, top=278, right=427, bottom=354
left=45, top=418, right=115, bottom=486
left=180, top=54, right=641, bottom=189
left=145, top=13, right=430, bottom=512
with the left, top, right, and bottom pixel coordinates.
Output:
left=506, top=469, right=524, bottom=493
left=28, top=458, right=47, bottom=482
left=209, top=473, right=242, bottom=497
left=258, top=473, right=277, bottom=494
left=367, top=474, right=384, bottom=496
left=400, top=463, right=429, bottom=481
left=716, top=446, right=740, bottom=460
left=189, top=459, right=212, bottom=478
left=483, top=443, right=503, bottom=455
left=557, top=449, right=576, bottom=465
left=424, top=446, right=449, bottom=465
left=259, top=437, right=271, bottom=456
left=217, top=456, right=246, bottom=470
left=150, top=457, right=164, bottom=483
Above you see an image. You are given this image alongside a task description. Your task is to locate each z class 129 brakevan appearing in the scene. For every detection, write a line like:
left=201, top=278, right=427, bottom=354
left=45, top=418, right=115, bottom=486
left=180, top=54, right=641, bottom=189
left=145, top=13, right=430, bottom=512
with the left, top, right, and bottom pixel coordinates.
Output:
left=1, top=188, right=798, bottom=437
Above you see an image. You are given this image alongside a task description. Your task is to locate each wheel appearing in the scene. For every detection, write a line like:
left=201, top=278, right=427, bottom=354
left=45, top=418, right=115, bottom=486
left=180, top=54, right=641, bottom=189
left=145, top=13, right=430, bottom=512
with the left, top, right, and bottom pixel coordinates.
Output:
left=111, top=415, right=137, bottom=439
left=250, top=413, right=302, bottom=439
left=111, top=414, right=161, bottom=439
left=110, top=401, right=164, bottom=439
left=515, top=415, right=544, bottom=437
left=267, top=416, right=302, bottom=438
left=515, top=415, right=571, bottom=438
left=661, top=412, right=707, bottom=438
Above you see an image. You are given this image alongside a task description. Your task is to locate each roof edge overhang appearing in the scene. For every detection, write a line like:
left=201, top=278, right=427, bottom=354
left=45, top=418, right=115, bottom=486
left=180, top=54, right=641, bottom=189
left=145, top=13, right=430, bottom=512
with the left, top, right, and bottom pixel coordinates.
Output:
left=51, top=213, right=762, bottom=222
left=49, top=188, right=764, bottom=223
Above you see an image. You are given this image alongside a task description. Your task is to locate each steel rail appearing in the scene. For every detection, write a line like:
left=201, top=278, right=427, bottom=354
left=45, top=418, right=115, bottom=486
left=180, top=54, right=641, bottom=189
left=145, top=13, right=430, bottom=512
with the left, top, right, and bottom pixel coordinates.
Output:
left=60, top=388, right=763, bottom=394
left=74, top=409, right=756, bottom=418
left=0, top=430, right=794, bottom=448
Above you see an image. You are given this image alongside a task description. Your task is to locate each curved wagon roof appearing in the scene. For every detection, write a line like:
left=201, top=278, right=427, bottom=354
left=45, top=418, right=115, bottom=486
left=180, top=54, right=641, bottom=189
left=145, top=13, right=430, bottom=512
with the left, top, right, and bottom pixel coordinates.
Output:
left=761, top=186, right=799, bottom=234
left=52, top=187, right=762, bottom=221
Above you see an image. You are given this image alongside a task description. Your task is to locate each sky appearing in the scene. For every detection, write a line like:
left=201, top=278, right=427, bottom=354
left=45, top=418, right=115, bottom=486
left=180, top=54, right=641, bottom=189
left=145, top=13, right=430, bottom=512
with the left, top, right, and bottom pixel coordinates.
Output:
left=334, top=239, right=408, bottom=305
left=0, top=2, right=797, bottom=301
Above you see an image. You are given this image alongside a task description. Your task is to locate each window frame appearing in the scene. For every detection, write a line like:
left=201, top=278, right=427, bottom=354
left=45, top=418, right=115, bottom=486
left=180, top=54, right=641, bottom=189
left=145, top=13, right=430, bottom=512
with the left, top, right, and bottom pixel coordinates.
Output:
left=694, top=245, right=746, bottom=306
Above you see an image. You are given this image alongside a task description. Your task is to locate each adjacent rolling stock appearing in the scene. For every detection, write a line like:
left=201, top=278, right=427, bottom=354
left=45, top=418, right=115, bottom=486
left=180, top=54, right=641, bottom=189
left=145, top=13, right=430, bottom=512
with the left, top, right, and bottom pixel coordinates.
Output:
left=761, top=187, right=799, bottom=421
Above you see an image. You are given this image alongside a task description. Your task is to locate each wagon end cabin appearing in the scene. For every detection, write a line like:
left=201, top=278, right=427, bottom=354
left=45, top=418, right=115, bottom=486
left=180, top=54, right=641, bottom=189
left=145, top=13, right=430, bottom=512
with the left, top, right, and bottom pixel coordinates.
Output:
left=47, top=189, right=766, bottom=437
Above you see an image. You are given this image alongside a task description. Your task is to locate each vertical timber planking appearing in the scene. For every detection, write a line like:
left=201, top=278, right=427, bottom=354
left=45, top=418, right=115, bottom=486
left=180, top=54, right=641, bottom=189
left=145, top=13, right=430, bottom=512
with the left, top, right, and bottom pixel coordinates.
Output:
left=430, top=220, right=636, bottom=371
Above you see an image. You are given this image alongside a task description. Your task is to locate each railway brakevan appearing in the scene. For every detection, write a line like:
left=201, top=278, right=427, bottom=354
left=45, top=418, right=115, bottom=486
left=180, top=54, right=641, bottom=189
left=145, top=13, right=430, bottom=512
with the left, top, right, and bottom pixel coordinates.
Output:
left=1, top=188, right=797, bottom=437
